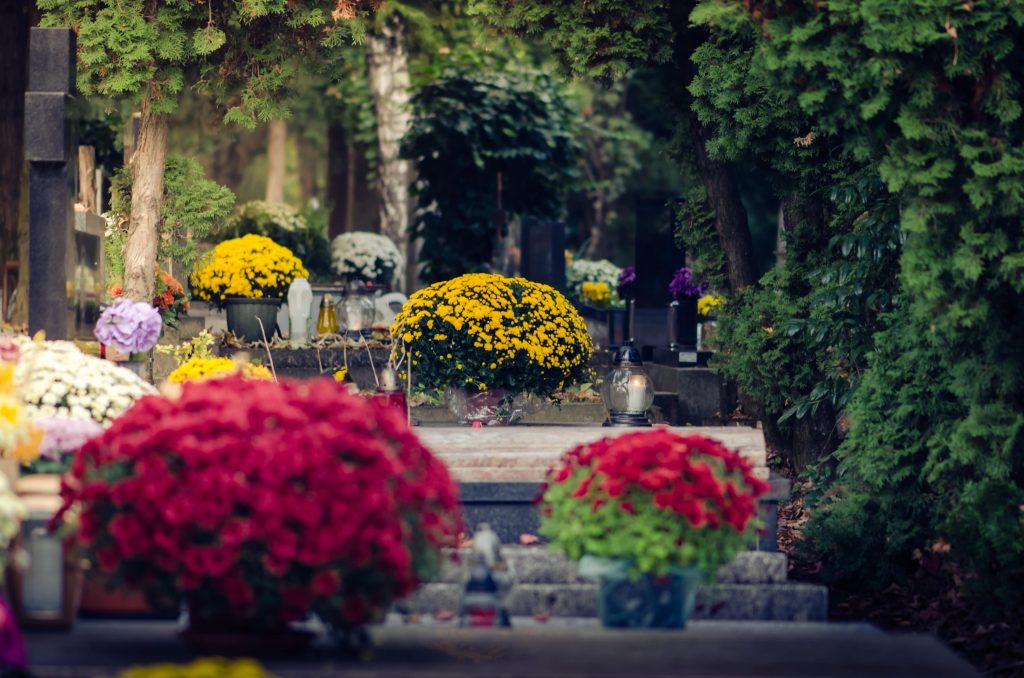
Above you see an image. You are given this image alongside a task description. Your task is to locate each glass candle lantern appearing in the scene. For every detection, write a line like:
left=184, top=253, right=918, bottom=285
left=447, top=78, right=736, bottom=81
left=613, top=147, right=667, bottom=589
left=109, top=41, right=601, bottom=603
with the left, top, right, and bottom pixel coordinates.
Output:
left=602, top=343, right=654, bottom=427
left=343, top=286, right=377, bottom=338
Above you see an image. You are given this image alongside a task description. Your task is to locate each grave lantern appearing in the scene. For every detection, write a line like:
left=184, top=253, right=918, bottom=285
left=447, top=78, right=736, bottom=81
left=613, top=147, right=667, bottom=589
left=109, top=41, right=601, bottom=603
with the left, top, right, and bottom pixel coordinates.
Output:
left=602, top=343, right=654, bottom=427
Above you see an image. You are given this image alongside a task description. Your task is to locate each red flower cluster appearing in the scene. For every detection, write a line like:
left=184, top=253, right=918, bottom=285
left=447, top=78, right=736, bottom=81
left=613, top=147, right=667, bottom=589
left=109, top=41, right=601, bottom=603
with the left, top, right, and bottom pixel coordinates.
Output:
left=109, top=266, right=189, bottom=314
left=61, top=376, right=462, bottom=628
left=549, top=429, right=769, bottom=533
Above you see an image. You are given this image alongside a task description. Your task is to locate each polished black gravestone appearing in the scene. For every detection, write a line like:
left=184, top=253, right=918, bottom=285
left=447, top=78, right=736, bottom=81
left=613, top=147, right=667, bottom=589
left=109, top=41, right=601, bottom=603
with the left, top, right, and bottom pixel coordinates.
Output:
left=633, top=197, right=697, bottom=352
left=520, top=217, right=566, bottom=292
left=25, top=27, right=77, bottom=340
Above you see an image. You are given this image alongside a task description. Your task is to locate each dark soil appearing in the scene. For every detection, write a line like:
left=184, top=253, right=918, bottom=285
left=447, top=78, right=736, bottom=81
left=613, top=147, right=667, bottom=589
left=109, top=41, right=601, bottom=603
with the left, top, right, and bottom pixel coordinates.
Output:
left=772, top=451, right=1024, bottom=677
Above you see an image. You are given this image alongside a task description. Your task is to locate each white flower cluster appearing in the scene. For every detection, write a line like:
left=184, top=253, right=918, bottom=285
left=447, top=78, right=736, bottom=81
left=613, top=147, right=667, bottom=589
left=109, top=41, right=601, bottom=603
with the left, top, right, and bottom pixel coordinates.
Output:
left=0, top=474, right=25, bottom=554
left=567, top=259, right=623, bottom=303
left=331, top=231, right=404, bottom=284
left=234, top=201, right=306, bottom=232
left=15, top=341, right=156, bottom=426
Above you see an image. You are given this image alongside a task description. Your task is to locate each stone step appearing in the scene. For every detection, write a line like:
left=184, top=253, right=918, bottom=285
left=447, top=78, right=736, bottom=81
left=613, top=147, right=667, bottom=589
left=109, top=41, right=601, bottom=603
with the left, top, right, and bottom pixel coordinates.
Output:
left=401, top=581, right=827, bottom=622
left=418, top=425, right=770, bottom=484
left=430, top=548, right=788, bottom=586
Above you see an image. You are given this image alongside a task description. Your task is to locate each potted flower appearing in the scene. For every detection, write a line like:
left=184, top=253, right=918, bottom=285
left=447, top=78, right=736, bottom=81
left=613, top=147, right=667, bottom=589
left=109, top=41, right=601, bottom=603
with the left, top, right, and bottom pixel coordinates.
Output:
left=190, top=234, right=309, bottom=342
left=668, top=266, right=709, bottom=350
left=392, top=273, right=593, bottom=425
left=58, top=376, right=462, bottom=653
left=540, top=430, right=768, bottom=628
left=330, top=232, right=404, bottom=288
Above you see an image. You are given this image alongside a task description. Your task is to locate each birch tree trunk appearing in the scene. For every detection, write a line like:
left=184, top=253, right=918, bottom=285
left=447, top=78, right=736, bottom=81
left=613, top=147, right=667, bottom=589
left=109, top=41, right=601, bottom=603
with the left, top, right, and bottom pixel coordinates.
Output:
left=366, top=12, right=413, bottom=290
left=123, top=89, right=168, bottom=302
left=265, top=118, right=287, bottom=204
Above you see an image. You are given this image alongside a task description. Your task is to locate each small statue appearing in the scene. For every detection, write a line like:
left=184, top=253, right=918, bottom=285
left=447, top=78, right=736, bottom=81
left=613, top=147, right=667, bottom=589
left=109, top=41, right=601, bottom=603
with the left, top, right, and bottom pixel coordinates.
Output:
left=287, top=278, right=313, bottom=346
left=457, top=523, right=511, bottom=627
left=472, top=522, right=504, bottom=569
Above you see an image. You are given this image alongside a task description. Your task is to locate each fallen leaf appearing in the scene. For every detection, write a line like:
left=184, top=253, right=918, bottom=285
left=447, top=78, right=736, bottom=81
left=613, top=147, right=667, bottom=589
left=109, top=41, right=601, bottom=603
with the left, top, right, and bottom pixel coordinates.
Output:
left=533, top=613, right=551, bottom=623
left=433, top=609, right=456, bottom=622
left=519, top=533, right=539, bottom=545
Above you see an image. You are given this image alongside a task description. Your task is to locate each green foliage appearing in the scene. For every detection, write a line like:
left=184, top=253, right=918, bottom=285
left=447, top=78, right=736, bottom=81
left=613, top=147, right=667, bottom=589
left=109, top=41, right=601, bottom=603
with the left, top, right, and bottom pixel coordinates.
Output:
left=714, top=177, right=902, bottom=432
left=220, top=201, right=332, bottom=282
left=714, top=0, right=1024, bottom=609
left=108, top=155, right=235, bottom=280
left=468, top=0, right=674, bottom=83
left=39, top=0, right=369, bottom=124
left=402, top=68, right=581, bottom=281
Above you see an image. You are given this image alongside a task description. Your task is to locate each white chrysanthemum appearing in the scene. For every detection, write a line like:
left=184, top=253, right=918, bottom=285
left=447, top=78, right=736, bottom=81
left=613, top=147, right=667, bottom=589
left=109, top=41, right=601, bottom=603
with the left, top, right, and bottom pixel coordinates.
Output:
left=14, top=341, right=155, bottom=427
left=330, top=231, right=404, bottom=284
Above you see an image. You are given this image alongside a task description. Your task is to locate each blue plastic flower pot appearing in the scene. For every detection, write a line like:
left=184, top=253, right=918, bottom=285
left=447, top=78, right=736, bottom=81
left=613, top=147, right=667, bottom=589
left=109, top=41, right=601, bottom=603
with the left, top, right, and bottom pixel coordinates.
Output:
left=595, top=563, right=702, bottom=629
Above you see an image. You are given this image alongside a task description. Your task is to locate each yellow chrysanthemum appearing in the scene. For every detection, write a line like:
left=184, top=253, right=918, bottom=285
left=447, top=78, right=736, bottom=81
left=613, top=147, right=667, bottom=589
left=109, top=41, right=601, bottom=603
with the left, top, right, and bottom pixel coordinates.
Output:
left=167, top=357, right=273, bottom=384
left=392, top=273, right=592, bottom=396
left=697, top=294, right=725, bottom=318
left=190, top=235, right=308, bottom=306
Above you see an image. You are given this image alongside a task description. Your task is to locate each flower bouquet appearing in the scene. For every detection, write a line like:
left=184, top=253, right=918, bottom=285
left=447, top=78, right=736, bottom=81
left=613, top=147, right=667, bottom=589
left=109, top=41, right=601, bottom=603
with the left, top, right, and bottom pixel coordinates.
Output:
left=541, top=430, right=768, bottom=628
left=566, top=259, right=624, bottom=309
left=696, top=293, right=724, bottom=351
left=59, top=376, right=462, bottom=645
left=392, top=273, right=593, bottom=424
left=95, top=298, right=163, bottom=359
left=330, top=232, right=403, bottom=287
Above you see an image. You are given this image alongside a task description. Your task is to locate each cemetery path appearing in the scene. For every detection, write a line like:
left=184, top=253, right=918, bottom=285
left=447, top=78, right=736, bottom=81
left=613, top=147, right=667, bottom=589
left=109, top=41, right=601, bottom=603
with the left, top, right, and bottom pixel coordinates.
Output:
left=24, top=619, right=977, bottom=677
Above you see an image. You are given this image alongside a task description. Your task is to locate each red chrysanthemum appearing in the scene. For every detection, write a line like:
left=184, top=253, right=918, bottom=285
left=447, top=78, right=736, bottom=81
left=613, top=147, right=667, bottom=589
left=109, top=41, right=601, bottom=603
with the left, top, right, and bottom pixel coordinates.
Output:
left=60, top=376, right=463, bottom=629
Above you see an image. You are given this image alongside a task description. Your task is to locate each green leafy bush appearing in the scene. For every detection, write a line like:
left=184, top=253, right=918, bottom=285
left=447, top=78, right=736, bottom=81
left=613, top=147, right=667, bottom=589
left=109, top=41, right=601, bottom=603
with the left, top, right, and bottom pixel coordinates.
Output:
left=402, top=68, right=580, bottom=282
left=108, top=155, right=235, bottom=282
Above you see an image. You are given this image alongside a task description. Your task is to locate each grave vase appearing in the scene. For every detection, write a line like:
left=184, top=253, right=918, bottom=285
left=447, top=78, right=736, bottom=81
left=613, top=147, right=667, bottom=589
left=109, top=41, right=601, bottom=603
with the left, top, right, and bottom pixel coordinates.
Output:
left=447, top=387, right=528, bottom=426
left=581, top=556, right=702, bottom=629
left=224, top=297, right=282, bottom=342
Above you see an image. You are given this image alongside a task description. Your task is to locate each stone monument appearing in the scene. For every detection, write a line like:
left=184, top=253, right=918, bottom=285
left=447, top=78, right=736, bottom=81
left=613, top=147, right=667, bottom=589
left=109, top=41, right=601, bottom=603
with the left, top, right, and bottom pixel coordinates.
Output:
left=25, top=27, right=77, bottom=340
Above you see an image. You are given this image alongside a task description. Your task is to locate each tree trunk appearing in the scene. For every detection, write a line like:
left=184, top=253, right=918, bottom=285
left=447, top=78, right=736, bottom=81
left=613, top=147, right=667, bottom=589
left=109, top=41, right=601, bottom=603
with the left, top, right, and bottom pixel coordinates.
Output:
left=295, top=133, right=316, bottom=207
left=123, top=90, right=169, bottom=303
left=265, top=118, right=287, bottom=204
left=691, top=115, right=758, bottom=291
left=327, top=122, right=349, bottom=238
left=0, top=0, right=28, bottom=311
left=366, top=11, right=413, bottom=290
left=669, top=1, right=758, bottom=292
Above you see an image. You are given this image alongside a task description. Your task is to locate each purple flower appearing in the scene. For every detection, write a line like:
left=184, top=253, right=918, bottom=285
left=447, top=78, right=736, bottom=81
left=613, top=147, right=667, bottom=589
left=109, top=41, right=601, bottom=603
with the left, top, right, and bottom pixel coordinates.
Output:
left=669, top=267, right=708, bottom=299
left=33, top=415, right=104, bottom=461
left=95, top=297, right=162, bottom=354
left=617, top=266, right=636, bottom=296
